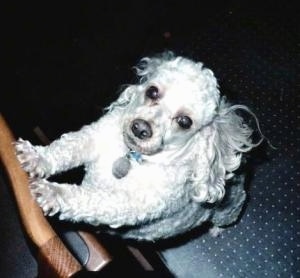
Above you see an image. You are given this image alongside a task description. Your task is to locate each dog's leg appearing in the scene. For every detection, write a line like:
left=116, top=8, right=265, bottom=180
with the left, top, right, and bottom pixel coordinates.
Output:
left=210, top=175, right=246, bottom=234
left=29, top=178, right=174, bottom=228
left=15, top=124, right=100, bottom=178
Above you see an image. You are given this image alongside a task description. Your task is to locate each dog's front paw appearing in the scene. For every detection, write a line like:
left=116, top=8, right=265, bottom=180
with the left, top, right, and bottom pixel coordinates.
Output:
left=30, top=178, right=61, bottom=216
left=15, top=138, right=50, bottom=178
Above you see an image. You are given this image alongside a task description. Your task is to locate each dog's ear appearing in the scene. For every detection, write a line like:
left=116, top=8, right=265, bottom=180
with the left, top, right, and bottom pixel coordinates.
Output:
left=191, top=97, right=259, bottom=203
left=106, top=85, right=137, bottom=112
left=107, top=52, right=175, bottom=112
left=135, top=51, right=175, bottom=82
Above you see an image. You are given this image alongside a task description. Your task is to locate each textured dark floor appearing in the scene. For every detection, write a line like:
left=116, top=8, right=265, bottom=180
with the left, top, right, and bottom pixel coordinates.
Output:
left=1, top=1, right=299, bottom=277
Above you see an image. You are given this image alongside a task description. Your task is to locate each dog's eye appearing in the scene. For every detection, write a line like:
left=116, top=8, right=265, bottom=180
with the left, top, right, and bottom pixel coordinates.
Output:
left=145, top=86, right=160, bottom=100
left=176, top=116, right=193, bottom=129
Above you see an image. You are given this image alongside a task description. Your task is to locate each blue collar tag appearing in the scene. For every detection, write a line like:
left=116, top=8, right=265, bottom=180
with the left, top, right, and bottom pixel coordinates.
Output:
left=127, top=150, right=143, bottom=164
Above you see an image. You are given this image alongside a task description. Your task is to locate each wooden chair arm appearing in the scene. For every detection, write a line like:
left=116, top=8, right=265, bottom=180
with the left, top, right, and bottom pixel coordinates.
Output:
left=0, top=114, right=82, bottom=277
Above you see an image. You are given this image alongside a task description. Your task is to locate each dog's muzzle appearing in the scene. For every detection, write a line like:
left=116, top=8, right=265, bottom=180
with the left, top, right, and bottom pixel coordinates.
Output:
left=131, top=119, right=152, bottom=140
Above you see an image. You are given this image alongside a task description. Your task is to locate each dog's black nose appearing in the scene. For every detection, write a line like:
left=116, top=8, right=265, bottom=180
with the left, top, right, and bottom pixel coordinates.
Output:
left=131, top=119, right=152, bottom=139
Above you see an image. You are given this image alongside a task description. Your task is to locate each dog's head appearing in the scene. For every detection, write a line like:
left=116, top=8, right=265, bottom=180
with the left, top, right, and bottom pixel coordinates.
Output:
left=110, top=52, right=220, bottom=155
left=108, top=52, right=259, bottom=202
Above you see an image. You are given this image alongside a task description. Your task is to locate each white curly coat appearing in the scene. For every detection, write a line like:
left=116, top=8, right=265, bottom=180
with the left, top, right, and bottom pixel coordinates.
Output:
left=16, top=53, right=258, bottom=240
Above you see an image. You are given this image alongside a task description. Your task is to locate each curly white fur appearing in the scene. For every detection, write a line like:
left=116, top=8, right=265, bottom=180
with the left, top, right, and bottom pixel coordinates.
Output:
left=15, top=52, right=259, bottom=240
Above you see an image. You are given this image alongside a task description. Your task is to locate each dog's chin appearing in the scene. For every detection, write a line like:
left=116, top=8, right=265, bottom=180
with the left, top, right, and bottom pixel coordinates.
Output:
left=123, top=133, right=163, bottom=156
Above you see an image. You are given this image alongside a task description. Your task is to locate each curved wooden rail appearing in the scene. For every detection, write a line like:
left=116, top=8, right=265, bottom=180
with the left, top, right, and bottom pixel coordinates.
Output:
left=0, top=114, right=82, bottom=277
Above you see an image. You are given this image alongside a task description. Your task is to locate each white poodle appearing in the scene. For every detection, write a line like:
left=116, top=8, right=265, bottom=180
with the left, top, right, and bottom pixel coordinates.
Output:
left=15, top=52, right=260, bottom=240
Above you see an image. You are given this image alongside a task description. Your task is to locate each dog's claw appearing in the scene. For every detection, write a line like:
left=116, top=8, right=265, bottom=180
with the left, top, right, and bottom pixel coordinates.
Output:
left=29, top=179, right=61, bottom=216
left=15, top=138, right=49, bottom=178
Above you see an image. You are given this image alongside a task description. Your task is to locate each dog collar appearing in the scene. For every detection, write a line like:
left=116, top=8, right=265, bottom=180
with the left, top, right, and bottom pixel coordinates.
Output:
left=127, top=150, right=143, bottom=164
left=112, top=150, right=143, bottom=179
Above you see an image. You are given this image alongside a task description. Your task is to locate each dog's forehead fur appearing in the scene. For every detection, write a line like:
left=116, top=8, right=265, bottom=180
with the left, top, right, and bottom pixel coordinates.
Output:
left=144, top=58, right=220, bottom=124
left=151, top=73, right=206, bottom=111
